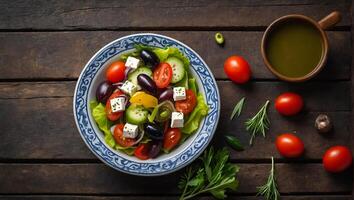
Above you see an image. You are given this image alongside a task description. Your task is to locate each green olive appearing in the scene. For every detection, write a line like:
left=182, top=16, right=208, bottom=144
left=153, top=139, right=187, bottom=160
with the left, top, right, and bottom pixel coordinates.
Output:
left=215, top=32, right=225, bottom=45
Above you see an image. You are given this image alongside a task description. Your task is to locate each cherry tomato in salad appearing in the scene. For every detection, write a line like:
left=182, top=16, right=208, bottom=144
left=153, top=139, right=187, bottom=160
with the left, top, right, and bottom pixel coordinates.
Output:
left=106, top=61, right=126, bottom=83
left=113, top=124, right=136, bottom=147
left=224, top=55, right=251, bottom=84
left=164, top=128, right=182, bottom=151
left=175, top=89, right=197, bottom=114
left=276, top=133, right=304, bottom=158
left=323, top=145, right=352, bottom=173
left=275, top=92, right=303, bottom=116
left=106, top=90, right=124, bottom=121
left=153, top=62, right=173, bottom=88
left=134, top=143, right=151, bottom=160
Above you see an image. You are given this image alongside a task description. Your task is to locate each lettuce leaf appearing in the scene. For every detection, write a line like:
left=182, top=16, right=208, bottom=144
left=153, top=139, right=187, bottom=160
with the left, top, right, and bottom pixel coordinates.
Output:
left=90, top=101, right=136, bottom=155
left=115, top=145, right=136, bottom=156
left=152, top=47, right=190, bottom=70
left=119, top=51, right=140, bottom=62
left=188, top=77, right=198, bottom=94
left=91, top=102, right=113, bottom=137
left=91, top=102, right=117, bottom=149
left=181, top=94, right=209, bottom=134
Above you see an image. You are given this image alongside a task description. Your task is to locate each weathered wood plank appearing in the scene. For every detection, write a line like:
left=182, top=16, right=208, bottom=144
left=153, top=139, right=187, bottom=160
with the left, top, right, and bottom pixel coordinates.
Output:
left=216, top=80, right=351, bottom=159
left=0, top=195, right=351, bottom=200
left=0, top=81, right=350, bottom=160
left=0, top=1, right=349, bottom=30
left=0, top=31, right=350, bottom=80
left=0, top=82, right=73, bottom=99
left=350, top=0, right=354, bottom=197
left=0, top=163, right=351, bottom=194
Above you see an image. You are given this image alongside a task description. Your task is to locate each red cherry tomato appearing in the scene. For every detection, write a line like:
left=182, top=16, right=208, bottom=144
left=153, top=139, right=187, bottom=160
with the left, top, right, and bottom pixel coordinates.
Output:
left=113, top=124, right=136, bottom=147
left=106, top=61, right=126, bottom=83
left=275, top=92, right=303, bottom=116
left=175, top=89, right=197, bottom=114
left=323, top=146, right=352, bottom=173
left=276, top=133, right=304, bottom=158
left=153, top=62, right=173, bottom=88
left=163, top=128, right=182, bottom=151
left=106, top=90, right=124, bottom=121
left=134, top=143, right=151, bottom=160
left=224, top=55, right=251, bottom=84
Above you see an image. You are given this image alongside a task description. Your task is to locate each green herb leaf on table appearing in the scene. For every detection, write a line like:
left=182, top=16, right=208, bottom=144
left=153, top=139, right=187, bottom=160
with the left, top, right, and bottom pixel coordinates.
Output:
left=245, top=100, right=270, bottom=145
left=230, top=97, right=245, bottom=120
left=257, top=157, right=280, bottom=200
left=178, top=147, right=239, bottom=200
left=225, top=135, right=244, bottom=151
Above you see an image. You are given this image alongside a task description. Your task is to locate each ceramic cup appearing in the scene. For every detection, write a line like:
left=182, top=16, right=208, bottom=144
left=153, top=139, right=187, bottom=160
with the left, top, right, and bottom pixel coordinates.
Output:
left=261, top=11, right=341, bottom=82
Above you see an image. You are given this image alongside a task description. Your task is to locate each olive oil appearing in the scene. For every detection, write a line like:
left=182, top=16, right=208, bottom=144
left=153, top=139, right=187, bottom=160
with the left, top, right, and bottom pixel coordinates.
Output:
left=265, top=19, right=324, bottom=78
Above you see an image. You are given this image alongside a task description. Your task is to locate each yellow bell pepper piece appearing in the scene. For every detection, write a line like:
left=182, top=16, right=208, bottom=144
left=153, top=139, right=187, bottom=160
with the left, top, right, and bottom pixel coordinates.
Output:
left=129, top=91, right=158, bottom=108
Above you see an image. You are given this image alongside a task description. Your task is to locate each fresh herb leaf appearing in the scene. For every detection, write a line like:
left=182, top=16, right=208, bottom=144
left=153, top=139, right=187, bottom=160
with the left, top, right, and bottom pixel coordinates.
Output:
left=178, top=147, right=239, bottom=200
left=225, top=135, right=244, bottom=151
left=245, top=100, right=270, bottom=145
left=230, top=97, right=245, bottom=120
left=257, top=157, right=280, bottom=200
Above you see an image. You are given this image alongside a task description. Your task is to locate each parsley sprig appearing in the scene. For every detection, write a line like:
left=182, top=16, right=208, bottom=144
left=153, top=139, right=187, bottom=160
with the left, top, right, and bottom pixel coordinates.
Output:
left=245, top=100, right=270, bottom=145
left=257, top=157, right=280, bottom=200
left=178, top=147, right=239, bottom=200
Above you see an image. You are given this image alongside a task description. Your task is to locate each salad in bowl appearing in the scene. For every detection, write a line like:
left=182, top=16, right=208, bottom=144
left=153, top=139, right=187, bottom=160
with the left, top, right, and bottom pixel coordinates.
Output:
left=73, top=33, right=219, bottom=176
left=91, top=44, right=209, bottom=159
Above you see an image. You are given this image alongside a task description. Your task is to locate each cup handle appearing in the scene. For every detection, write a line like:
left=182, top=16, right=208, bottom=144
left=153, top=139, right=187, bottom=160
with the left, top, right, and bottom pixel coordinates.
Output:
left=318, top=11, right=341, bottom=30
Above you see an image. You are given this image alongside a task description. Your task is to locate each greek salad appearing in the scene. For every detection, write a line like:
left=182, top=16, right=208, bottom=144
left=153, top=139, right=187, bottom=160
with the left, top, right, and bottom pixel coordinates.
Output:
left=90, top=44, right=209, bottom=160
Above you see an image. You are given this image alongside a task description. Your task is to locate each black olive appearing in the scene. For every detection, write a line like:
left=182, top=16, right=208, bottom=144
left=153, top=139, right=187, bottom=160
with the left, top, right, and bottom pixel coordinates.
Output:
left=158, top=88, right=173, bottom=102
left=140, top=50, right=159, bottom=69
left=96, top=81, right=114, bottom=103
left=137, top=74, right=157, bottom=94
left=149, top=141, right=162, bottom=158
left=144, top=123, right=164, bottom=140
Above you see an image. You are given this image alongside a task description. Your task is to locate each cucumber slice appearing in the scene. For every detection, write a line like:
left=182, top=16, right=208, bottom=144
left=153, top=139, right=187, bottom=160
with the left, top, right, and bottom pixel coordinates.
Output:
left=166, top=57, right=185, bottom=83
left=128, top=67, right=152, bottom=86
left=125, top=104, right=148, bottom=125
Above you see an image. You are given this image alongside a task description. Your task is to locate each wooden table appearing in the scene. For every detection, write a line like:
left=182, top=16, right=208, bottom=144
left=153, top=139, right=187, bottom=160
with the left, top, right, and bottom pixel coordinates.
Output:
left=0, top=0, right=353, bottom=199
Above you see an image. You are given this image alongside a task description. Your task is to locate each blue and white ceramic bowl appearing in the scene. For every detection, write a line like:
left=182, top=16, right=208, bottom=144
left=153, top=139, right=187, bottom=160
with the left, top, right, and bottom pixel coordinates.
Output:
left=73, top=33, right=220, bottom=176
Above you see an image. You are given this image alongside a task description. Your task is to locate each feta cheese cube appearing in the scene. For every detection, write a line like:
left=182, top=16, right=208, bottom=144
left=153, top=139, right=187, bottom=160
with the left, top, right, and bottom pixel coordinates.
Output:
left=171, top=112, right=184, bottom=128
left=110, top=97, right=126, bottom=113
left=173, top=87, right=186, bottom=101
left=120, top=81, right=138, bottom=96
left=125, top=56, right=140, bottom=69
left=123, top=123, right=139, bottom=139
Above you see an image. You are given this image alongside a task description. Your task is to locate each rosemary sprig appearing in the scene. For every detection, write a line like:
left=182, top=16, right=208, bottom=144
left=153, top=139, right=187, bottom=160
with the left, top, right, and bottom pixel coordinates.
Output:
left=257, top=157, right=280, bottom=200
left=245, top=100, right=270, bottom=145
left=230, top=97, right=245, bottom=120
